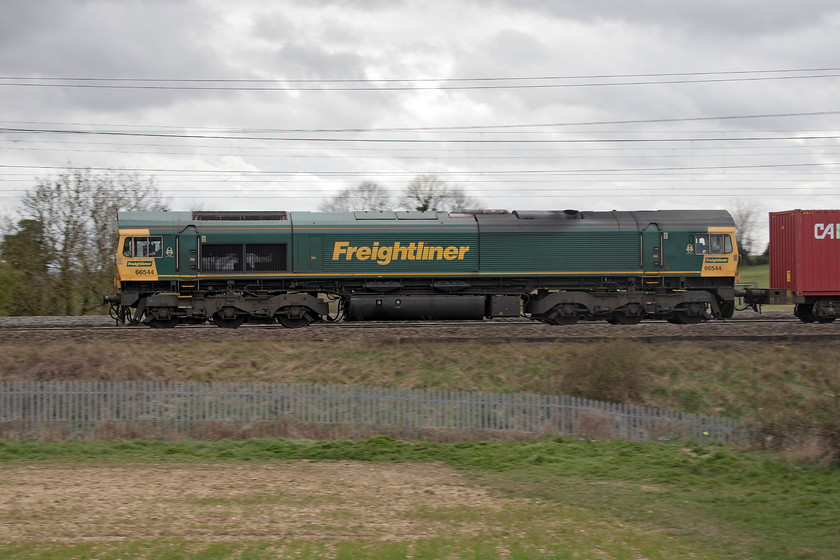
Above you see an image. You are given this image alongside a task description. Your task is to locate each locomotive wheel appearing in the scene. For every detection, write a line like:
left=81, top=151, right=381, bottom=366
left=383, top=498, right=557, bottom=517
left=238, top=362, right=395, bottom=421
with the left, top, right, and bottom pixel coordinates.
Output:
left=670, top=310, right=703, bottom=325
left=147, top=307, right=179, bottom=329
left=540, top=304, right=579, bottom=325
left=277, top=315, right=310, bottom=329
left=212, top=312, right=245, bottom=329
left=542, top=314, right=578, bottom=325
left=276, top=306, right=312, bottom=328
left=611, top=311, right=643, bottom=325
left=149, top=317, right=179, bottom=329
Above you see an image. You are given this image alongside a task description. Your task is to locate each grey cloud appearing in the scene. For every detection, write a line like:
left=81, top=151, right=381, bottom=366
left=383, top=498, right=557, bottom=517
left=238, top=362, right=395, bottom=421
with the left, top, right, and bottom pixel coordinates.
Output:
left=285, top=0, right=406, bottom=11
left=0, top=0, right=242, bottom=112
left=0, top=0, right=77, bottom=48
left=1, top=0, right=213, bottom=75
left=271, top=43, right=367, bottom=80
left=478, top=0, right=840, bottom=36
left=476, top=29, right=552, bottom=68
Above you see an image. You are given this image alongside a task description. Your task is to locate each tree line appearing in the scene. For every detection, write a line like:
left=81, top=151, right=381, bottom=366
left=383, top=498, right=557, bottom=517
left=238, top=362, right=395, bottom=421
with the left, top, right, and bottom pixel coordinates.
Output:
left=319, top=174, right=477, bottom=212
left=0, top=170, right=165, bottom=316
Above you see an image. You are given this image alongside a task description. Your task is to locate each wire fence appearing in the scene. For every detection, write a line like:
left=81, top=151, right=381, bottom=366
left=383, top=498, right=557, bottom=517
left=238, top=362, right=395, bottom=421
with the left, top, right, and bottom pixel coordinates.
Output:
left=0, top=381, right=748, bottom=443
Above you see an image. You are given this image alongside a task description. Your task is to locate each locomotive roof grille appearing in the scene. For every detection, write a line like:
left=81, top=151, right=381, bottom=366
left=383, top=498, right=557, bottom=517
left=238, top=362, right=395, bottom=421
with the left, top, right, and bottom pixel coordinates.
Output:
left=512, top=210, right=582, bottom=220
left=192, top=211, right=288, bottom=221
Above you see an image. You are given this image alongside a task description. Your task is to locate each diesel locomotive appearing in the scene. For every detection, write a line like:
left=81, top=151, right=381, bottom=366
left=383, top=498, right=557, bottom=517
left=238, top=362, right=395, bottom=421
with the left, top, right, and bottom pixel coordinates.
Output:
left=104, top=208, right=740, bottom=328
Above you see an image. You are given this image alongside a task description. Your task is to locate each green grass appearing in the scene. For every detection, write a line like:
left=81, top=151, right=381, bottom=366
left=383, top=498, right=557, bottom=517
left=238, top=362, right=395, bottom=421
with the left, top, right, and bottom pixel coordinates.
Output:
left=737, top=263, right=769, bottom=287
left=1, top=437, right=838, bottom=559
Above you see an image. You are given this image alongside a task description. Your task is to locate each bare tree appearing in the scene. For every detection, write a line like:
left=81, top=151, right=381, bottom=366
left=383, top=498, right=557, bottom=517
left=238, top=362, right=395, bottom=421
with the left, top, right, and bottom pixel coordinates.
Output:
left=730, top=199, right=762, bottom=257
left=320, top=181, right=392, bottom=212
left=400, top=174, right=478, bottom=212
left=9, top=168, right=166, bottom=315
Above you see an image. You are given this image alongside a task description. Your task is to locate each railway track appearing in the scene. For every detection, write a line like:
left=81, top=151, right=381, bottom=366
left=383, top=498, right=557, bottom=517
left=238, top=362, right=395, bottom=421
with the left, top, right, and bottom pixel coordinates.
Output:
left=0, top=312, right=836, bottom=345
left=0, top=311, right=802, bottom=329
left=0, top=318, right=803, bottom=333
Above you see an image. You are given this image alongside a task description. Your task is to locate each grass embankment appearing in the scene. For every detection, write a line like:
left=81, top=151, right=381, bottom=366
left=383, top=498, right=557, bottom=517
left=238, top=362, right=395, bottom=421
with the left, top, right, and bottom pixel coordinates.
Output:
left=2, top=338, right=835, bottom=418
left=2, top=337, right=837, bottom=458
left=1, top=437, right=838, bottom=559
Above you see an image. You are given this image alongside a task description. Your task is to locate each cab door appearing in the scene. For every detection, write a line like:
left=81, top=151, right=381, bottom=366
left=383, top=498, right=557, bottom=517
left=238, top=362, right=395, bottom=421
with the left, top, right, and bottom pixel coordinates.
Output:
left=294, top=234, right=323, bottom=273
left=177, top=226, right=199, bottom=278
left=641, top=224, right=664, bottom=271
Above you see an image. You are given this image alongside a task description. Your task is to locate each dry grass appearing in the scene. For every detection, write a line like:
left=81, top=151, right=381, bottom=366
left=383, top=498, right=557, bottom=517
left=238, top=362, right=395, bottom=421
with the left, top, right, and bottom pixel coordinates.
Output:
left=2, top=338, right=837, bottom=413
left=0, top=417, right=547, bottom=445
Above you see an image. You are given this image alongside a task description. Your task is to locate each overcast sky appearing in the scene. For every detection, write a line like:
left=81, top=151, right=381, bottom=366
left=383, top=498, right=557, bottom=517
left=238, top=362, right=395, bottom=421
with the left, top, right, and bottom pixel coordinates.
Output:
left=2, top=0, right=840, bottom=246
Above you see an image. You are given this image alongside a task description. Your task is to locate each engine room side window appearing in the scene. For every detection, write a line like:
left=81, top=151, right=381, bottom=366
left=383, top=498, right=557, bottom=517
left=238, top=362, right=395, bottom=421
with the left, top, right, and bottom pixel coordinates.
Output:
left=200, top=242, right=288, bottom=272
left=245, top=243, right=287, bottom=271
left=131, top=236, right=163, bottom=258
left=201, top=243, right=243, bottom=272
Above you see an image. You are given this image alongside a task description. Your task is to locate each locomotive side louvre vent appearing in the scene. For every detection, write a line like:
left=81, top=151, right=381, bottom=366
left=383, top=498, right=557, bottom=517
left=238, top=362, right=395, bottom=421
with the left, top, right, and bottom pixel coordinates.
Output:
left=200, top=243, right=288, bottom=272
left=192, top=211, right=288, bottom=221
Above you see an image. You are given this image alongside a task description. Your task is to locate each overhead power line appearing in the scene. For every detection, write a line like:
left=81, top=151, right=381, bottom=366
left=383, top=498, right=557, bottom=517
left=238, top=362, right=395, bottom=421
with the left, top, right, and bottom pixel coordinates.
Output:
left=6, top=66, right=840, bottom=83
left=1, top=161, right=837, bottom=176
left=1, top=186, right=837, bottom=200
left=2, top=67, right=840, bottom=91
left=3, top=110, right=840, bottom=134
left=3, top=126, right=840, bottom=144
left=7, top=143, right=838, bottom=161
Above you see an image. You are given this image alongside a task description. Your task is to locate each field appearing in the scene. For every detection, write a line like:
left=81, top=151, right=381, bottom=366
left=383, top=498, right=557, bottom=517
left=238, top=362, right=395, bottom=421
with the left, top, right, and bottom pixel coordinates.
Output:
left=1, top=437, right=839, bottom=559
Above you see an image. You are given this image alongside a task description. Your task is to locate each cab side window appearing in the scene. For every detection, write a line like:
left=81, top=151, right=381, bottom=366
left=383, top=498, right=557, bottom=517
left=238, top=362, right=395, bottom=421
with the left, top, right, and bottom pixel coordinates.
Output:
left=694, top=233, right=733, bottom=255
left=694, top=234, right=709, bottom=254
left=129, top=236, right=163, bottom=258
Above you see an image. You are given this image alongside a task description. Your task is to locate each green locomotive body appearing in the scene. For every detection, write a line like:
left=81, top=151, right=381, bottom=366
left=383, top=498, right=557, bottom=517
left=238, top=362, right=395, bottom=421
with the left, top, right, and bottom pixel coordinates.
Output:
left=106, top=208, right=738, bottom=328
